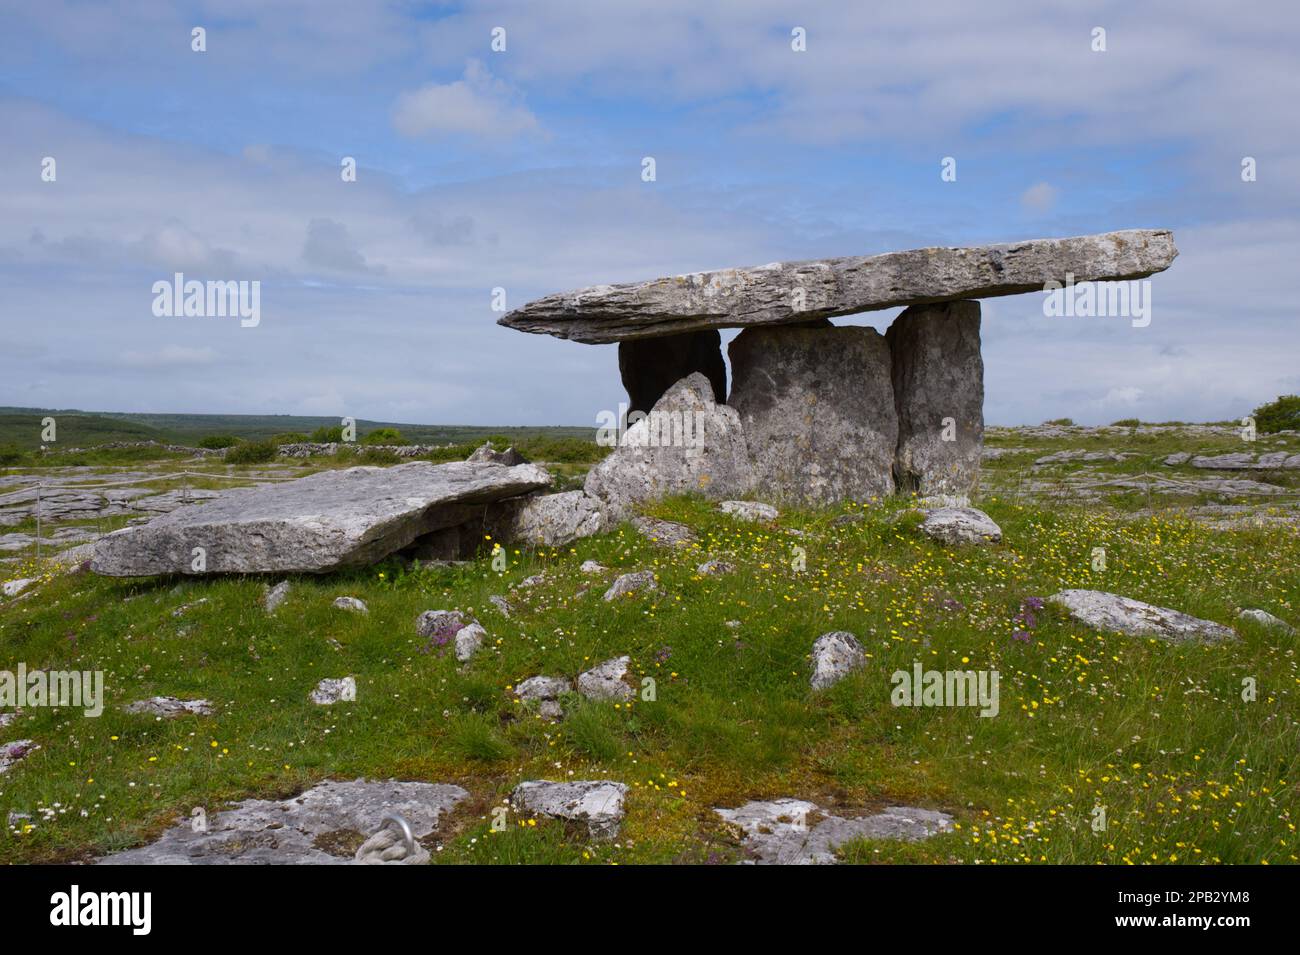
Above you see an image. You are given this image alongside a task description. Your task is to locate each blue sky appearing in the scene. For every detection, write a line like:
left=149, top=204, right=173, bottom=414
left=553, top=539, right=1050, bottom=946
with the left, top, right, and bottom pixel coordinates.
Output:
left=2, top=0, right=1297, bottom=427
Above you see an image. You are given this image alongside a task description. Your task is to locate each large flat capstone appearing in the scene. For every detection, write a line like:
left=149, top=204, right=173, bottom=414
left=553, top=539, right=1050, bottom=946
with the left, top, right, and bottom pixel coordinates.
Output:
left=91, top=461, right=553, bottom=576
left=500, top=230, right=1177, bottom=343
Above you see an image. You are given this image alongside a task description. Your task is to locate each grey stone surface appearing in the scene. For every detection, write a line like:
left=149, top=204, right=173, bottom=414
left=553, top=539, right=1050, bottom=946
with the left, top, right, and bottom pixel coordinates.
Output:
left=887, top=301, right=983, bottom=495
left=618, top=329, right=727, bottom=414
left=92, top=461, right=552, bottom=576
left=514, top=676, right=572, bottom=701
left=918, top=507, right=1003, bottom=545
left=500, top=230, right=1177, bottom=343
left=332, top=596, right=368, bottom=614
left=124, top=697, right=214, bottom=718
left=715, top=798, right=953, bottom=864
left=579, top=560, right=608, bottom=574
left=719, top=500, right=779, bottom=522
left=2, top=578, right=36, bottom=598
left=603, top=570, right=657, bottom=601
left=810, top=631, right=867, bottom=690
left=98, top=778, right=468, bottom=865
left=466, top=443, right=528, bottom=465
left=454, top=622, right=488, bottom=662
left=577, top=656, right=635, bottom=702
left=631, top=516, right=697, bottom=547
left=584, top=373, right=752, bottom=519
left=0, top=740, right=38, bottom=774
left=493, top=491, right=607, bottom=547
left=697, top=559, right=735, bottom=576
left=729, top=324, right=897, bottom=504
left=1238, top=608, right=1296, bottom=634
left=1190, top=451, right=1300, bottom=470
left=310, top=677, right=356, bottom=705
left=1049, top=589, right=1237, bottom=644
left=263, top=580, right=291, bottom=613
left=416, top=610, right=477, bottom=654
left=510, top=780, right=627, bottom=840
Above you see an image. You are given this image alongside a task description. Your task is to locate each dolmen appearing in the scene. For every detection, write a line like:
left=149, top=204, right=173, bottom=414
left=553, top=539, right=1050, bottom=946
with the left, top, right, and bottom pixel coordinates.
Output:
left=501, top=229, right=1177, bottom=508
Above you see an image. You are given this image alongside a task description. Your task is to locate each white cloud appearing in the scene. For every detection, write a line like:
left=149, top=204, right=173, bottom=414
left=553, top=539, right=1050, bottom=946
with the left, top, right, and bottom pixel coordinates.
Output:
left=119, top=345, right=218, bottom=368
left=1020, top=182, right=1058, bottom=213
left=393, top=60, right=541, bottom=140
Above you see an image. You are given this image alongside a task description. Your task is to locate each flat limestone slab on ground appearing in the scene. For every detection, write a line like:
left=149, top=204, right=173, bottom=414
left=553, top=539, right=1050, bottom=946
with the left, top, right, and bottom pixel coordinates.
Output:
left=91, top=461, right=552, bottom=576
left=500, top=230, right=1176, bottom=343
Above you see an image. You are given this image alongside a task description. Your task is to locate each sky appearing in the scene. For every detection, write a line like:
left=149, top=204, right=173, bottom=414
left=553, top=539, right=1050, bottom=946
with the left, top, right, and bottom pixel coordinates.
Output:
left=1, top=0, right=1297, bottom=428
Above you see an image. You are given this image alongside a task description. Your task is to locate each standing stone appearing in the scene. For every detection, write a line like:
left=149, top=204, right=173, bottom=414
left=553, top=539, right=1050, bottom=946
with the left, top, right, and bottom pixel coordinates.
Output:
left=729, top=324, right=897, bottom=504
left=584, top=372, right=752, bottom=519
left=618, top=330, right=727, bottom=415
left=887, top=301, right=983, bottom=496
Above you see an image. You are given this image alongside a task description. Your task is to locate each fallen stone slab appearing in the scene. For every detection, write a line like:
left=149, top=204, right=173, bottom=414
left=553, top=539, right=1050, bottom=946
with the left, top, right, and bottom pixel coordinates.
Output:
left=719, top=500, right=779, bottom=522
left=577, top=656, right=635, bottom=702
left=729, top=323, right=897, bottom=504
left=918, top=507, right=1003, bottom=545
left=98, top=779, right=468, bottom=864
left=584, top=373, right=752, bottom=519
left=91, top=461, right=553, bottom=576
left=499, top=230, right=1177, bottom=344
left=603, top=570, right=657, bottom=601
left=1238, top=608, right=1296, bottom=634
left=1049, top=589, right=1236, bottom=644
left=124, top=697, right=214, bottom=718
left=510, top=780, right=628, bottom=840
left=715, top=798, right=953, bottom=864
left=810, top=631, right=867, bottom=690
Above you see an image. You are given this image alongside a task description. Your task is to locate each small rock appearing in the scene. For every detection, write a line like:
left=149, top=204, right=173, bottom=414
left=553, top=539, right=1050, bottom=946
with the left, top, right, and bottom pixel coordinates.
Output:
left=0, top=739, right=38, bottom=774
left=577, top=656, right=635, bottom=702
left=310, top=677, right=356, bottom=705
left=810, top=631, right=866, bottom=690
left=488, top=595, right=512, bottom=617
left=697, top=559, right=735, bottom=576
left=264, top=580, right=291, bottom=613
left=171, top=598, right=210, bottom=617
left=579, top=560, right=607, bottom=574
left=467, top=443, right=528, bottom=466
left=416, top=609, right=470, bottom=649
left=603, top=570, right=657, bottom=601
left=333, top=596, right=368, bottom=614
left=917, top=507, right=1002, bottom=545
left=631, top=516, right=696, bottom=548
left=510, top=780, right=627, bottom=840
left=539, top=700, right=564, bottom=720
left=455, top=622, right=488, bottom=662
left=1049, top=590, right=1236, bottom=644
left=124, top=697, right=214, bottom=718
left=715, top=799, right=953, bottom=864
left=831, top=513, right=865, bottom=527
left=1238, top=608, right=1296, bottom=634
left=1, top=578, right=36, bottom=598
left=719, top=501, right=779, bottom=522
left=514, top=676, right=571, bottom=701
left=1164, top=451, right=1191, bottom=466
left=516, top=574, right=547, bottom=589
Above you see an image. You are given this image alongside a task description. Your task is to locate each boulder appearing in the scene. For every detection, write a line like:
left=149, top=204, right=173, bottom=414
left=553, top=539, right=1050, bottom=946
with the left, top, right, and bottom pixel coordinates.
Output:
left=917, top=507, right=1002, bottom=545
left=715, top=799, right=953, bottom=864
left=491, top=491, right=607, bottom=547
left=584, top=373, right=752, bottom=519
left=467, top=443, right=528, bottom=465
left=577, top=656, right=636, bottom=702
left=92, top=461, right=553, bottom=576
left=887, top=301, right=983, bottom=495
left=499, top=230, right=1177, bottom=343
left=618, top=330, right=728, bottom=414
left=729, top=324, right=897, bottom=503
left=1238, top=608, right=1295, bottom=634
left=97, top=779, right=468, bottom=865
left=310, top=677, right=356, bottom=705
left=810, top=631, right=867, bottom=690
left=603, top=570, right=657, bottom=601
left=1049, top=589, right=1236, bottom=644
left=510, top=780, right=628, bottom=840
left=263, top=580, right=291, bottom=613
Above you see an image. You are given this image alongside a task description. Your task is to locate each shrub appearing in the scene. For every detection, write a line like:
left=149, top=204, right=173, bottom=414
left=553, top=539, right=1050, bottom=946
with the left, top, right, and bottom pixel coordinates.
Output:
left=1251, top=395, right=1300, bottom=434
left=310, top=425, right=344, bottom=443
left=0, top=444, right=27, bottom=466
left=270, top=432, right=309, bottom=445
left=1044, top=418, right=1075, bottom=427
left=362, top=427, right=407, bottom=446
left=225, top=439, right=277, bottom=464
left=1110, top=418, right=1141, bottom=428
left=197, top=434, right=240, bottom=449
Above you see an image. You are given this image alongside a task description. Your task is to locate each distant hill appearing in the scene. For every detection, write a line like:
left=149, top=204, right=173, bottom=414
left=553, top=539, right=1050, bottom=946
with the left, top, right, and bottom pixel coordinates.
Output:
left=0, top=407, right=593, bottom=450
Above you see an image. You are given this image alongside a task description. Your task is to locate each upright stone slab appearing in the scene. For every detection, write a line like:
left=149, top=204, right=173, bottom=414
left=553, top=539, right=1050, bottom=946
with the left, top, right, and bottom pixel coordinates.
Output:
left=618, top=330, right=727, bottom=415
left=728, top=324, right=897, bottom=504
left=886, top=301, right=983, bottom=495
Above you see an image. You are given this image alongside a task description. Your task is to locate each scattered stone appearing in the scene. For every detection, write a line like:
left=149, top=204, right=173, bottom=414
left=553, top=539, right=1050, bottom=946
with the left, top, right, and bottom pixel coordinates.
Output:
left=831, top=512, right=865, bottom=526
left=584, top=373, right=752, bottom=519
left=2, top=578, right=36, bottom=598
left=516, top=574, right=547, bottom=589
left=92, top=460, right=553, bottom=576
left=577, top=656, right=635, bottom=702
left=619, top=329, right=728, bottom=414
left=1189, top=451, right=1300, bottom=470
left=631, top=516, right=696, bottom=548
left=514, top=676, right=571, bottom=720
left=1164, top=451, right=1192, bottom=465
left=97, top=779, right=468, bottom=865
left=0, top=711, right=17, bottom=730
left=715, top=799, right=953, bottom=864
left=492, top=490, right=607, bottom=547
left=124, top=697, right=214, bottom=718
left=579, top=560, right=607, bottom=574
left=719, top=500, right=779, bottom=522
left=333, top=596, right=368, bottom=614
left=1035, top=449, right=1133, bottom=465
left=888, top=301, right=984, bottom=495
left=416, top=610, right=477, bottom=653
left=0, top=739, right=38, bottom=774
left=467, top=443, right=528, bottom=466
left=1238, top=608, right=1296, bottom=634
left=810, top=631, right=867, bottom=690
left=1049, top=589, right=1237, bottom=644
left=729, top=323, right=897, bottom=504
left=310, top=677, right=356, bottom=705
left=488, top=595, right=512, bottom=617
left=499, top=230, right=1178, bottom=344
left=603, top=570, right=657, bottom=601
left=918, top=507, right=1002, bottom=545
left=454, top=622, right=488, bottom=662
left=510, top=780, right=628, bottom=840
left=697, top=559, right=735, bottom=576
left=264, top=579, right=291, bottom=613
